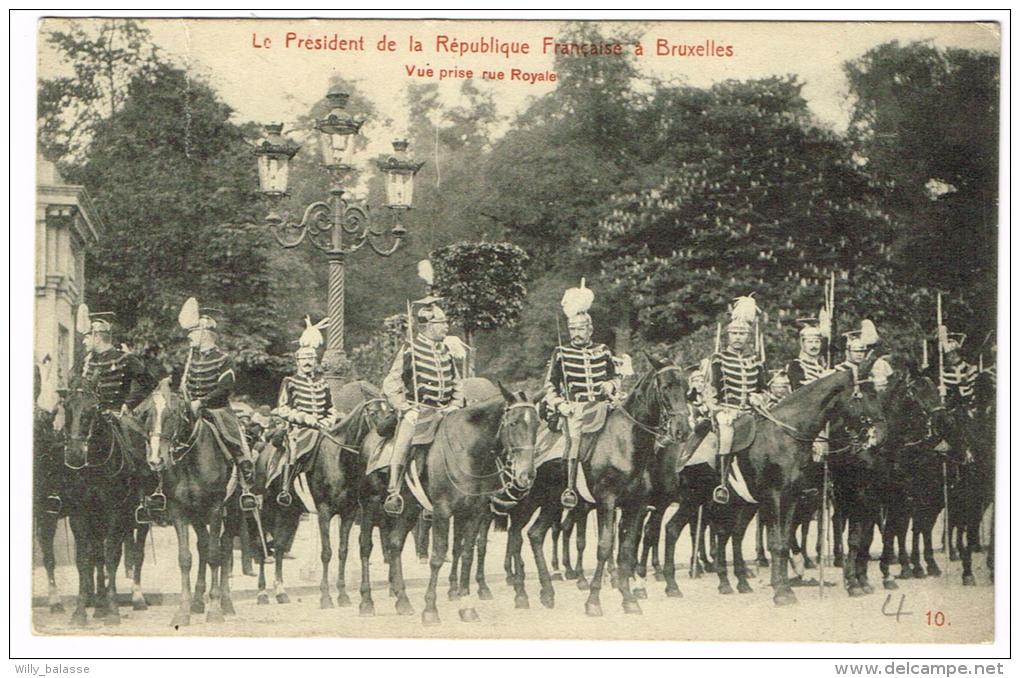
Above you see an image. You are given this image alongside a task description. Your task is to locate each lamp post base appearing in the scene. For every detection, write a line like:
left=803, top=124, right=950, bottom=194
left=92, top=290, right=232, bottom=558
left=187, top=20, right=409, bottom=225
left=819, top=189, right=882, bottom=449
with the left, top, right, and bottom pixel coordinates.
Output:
left=321, top=348, right=353, bottom=409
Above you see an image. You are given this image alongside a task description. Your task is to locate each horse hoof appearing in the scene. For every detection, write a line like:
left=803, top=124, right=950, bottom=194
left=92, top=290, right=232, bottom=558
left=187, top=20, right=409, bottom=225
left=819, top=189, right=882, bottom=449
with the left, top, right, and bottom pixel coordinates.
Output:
left=847, top=586, right=866, bottom=598
left=585, top=601, right=603, bottom=617
left=50, top=603, right=65, bottom=614
left=564, top=569, right=578, bottom=581
left=396, top=598, right=415, bottom=616
left=70, top=609, right=87, bottom=627
left=897, top=568, right=913, bottom=580
left=912, top=566, right=927, bottom=579
left=540, top=591, right=555, bottom=609
left=551, top=571, right=564, bottom=582
left=459, top=608, right=480, bottom=623
left=737, top=581, right=754, bottom=594
left=665, top=585, right=683, bottom=598
left=505, top=575, right=515, bottom=586
left=170, top=612, right=190, bottom=628
left=633, top=587, right=647, bottom=600
left=859, top=582, right=875, bottom=595
left=927, top=564, right=942, bottom=578
left=962, top=575, right=977, bottom=586
left=206, top=609, right=225, bottom=624
left=256, top=593, right=270, bottom=606
left=190, top=599, right=205, bottom=614
left=336, top=593, right=351, bottom=607
left=360, top=601, right=376, bottom=617
left=653, top=572, right=665, bottom=582
left=477, top=587, right=493, bottom=601
left=718, top=583, right=734, bottom=595
left=833, top=556, right=844, bottom=568
left=422, top=609, right=441, bottom=626
left=576, top=577, right=590, bottom=591
left=222, top=598, right=236, bottom=616
left=320, top=596, right=334, bottom=610
left=514, top=595, right=530, bottom=610
left=804, top=557, right=816, bottom=570
left=622, top=600, right=643, bottom=615
left=773, top=590, right=797, bottom=606
left=132, top=599, right=148, bottom=612
left=883, top=579, right=899, bottom=591
left=276, top=592, right=290, bottom=604
left=756, top=557, right=770, bottom=568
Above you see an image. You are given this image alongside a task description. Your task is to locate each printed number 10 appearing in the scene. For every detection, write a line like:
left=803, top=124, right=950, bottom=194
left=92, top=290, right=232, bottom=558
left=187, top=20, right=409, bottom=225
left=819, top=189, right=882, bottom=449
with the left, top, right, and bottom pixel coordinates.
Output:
left=926, top=610, right=947, bottom=627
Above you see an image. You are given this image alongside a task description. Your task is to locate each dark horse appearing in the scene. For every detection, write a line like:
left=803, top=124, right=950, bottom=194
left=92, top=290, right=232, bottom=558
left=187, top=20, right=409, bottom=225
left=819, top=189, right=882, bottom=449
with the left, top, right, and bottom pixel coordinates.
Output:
left=35, top=404, right=70, bottom=613
left=61, top=386, right=149, bottom=626
left=254, top=384, right=385, bottom=609
left=724, top=356, right=887, bottom=605
left=142, top=383, right=248, bottom=626
left=543, top=358, right=691, bottom=617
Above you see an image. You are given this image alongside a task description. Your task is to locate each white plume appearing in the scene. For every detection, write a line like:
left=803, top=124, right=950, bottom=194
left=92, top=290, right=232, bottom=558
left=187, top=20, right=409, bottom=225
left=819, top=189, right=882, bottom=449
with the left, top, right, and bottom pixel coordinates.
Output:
left=872, top=356, right=894, bottom=388
left=417, top=259, right=434, bottom=286
left=298, top=315, right=330, bottom=349
left=443, top=335, right=469, bottom=360
left=76, top=304, right=92, bottom=334
left=730, top=294, right=759, bottom=324
left=859, top=319, right=879, bottom=346
left=561, top=278, right=594, bottom=318
left=818, top=306, right=831, bottom=337
left=614, top=353, right=634, bottom=377
left=178, top=297, right=199, bottom=330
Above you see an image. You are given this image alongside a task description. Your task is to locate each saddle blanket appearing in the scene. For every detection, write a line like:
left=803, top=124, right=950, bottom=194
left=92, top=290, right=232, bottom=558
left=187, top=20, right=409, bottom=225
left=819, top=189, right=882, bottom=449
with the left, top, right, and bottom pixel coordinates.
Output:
left=256, top=428, right=322, bottom=489
left=533, top=402, right=611, bottom=470
left=364, top=408, right=445, bottom=476
left=682, top=431, right=757, bottom=504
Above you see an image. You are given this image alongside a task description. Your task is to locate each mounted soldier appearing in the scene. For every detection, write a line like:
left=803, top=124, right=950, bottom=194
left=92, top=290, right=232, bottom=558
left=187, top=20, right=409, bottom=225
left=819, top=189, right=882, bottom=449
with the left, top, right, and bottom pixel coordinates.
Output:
left=381, top=273, right=467, bottom=516
left=269, top=316, right=339, bottom=506
left=787, top=318, right=828, bottom=390
left=706, top=295, right=768, bottom=505
left=541, top=280, right=620, bottom=509
left=175, top=297, right=257, bottom=507
left=835, top=319, right=879, bottom=374
left=766, top=369, right=792, bottom=408
left=79, top=307, right=155, bottom=416
left=938, top=329, right=978, bottom=414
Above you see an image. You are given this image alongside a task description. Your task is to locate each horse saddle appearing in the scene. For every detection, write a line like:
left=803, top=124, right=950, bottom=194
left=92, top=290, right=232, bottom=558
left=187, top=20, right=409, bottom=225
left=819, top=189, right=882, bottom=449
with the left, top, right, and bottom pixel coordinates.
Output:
left=676, top=413, right=757, bottom=472
left=730, top=413, right=758, bottom=454
left=255, top=428, right=322, bottom=492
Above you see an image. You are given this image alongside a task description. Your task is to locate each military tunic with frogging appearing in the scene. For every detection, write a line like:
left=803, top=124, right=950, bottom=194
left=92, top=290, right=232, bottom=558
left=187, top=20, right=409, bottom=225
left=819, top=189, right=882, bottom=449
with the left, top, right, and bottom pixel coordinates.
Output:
left=940, top=362, right=978, bottom=411
left=383, top=335, right=464, bottom=411
left=709, top=349, right=767, bottom=409
left=82, top=347, right=154, bottom=410
left=277, top=374, right=335, bottom=420
left=183, top=347, right=235, bottom=408
left=786, top=356, right=826, bottom=391
left=544, top=344, right=617, bottom=403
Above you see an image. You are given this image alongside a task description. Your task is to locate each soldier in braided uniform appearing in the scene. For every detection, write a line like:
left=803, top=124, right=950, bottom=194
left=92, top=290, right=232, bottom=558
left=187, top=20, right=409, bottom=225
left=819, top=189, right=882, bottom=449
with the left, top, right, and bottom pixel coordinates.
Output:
left=939, top=330, right=979, bottom=413
left=787, top=318, right=828, bottom=390
left=271, top=316, right=339, bottom=506
left=382, top=297, right=465, bottom=516
left=79, top=310, right=155, bottom=415
left=177, top=298, right=257, bottom=505
left=706, top=296, right=768, bottom=505
left=542, top=280, right=620, bottom=509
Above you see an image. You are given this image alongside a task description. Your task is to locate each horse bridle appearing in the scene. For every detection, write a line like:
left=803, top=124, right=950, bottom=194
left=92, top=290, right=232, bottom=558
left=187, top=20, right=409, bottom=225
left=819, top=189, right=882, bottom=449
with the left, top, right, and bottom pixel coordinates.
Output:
left=900, top=377, right=946, bottom=449
left=616, top=366, right=687, bottom=446
left=64, top=401, right=121, bottom=472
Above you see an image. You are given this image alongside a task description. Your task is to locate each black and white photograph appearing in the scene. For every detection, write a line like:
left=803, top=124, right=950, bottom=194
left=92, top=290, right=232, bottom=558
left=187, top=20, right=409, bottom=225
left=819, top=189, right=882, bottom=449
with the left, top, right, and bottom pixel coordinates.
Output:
left=13, top=10, right=1007, bottom=665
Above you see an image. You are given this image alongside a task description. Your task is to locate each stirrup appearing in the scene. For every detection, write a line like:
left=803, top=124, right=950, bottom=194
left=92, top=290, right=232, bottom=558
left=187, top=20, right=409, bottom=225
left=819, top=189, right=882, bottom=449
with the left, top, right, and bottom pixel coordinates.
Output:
left=134, top=504, right=153, bottom=525
left=276, top=490, right=293, bottom=507
left=712, top=484, right=731, bottom=505
left=239, top=490, right=259, bottom=512
left=561, top=488, right=578, bottom=509
left=143, top=490, right=166, bottom=512
left=383, top=493, right=404, bottom=516
left=43, top=494, right=62, bottom=515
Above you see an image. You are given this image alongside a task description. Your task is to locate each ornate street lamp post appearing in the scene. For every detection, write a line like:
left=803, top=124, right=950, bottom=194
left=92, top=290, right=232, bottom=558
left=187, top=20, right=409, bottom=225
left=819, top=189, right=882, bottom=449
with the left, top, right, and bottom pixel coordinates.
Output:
left=254, top=89, right=424, bottom=400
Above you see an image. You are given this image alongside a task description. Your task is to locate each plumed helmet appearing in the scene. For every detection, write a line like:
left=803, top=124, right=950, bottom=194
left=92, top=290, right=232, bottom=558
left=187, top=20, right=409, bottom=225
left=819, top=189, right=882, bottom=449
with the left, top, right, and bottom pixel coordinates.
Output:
left=295, top=315, right=329, bottom=359
left=727, top=294, right=758, bottom=333
left=562, top=279, right=594, bottom=329
left=179, top=298, right=220, bottom=331
left=415, top=301, right=448, bottom=324
left=843, top=319, right=878, bottom=353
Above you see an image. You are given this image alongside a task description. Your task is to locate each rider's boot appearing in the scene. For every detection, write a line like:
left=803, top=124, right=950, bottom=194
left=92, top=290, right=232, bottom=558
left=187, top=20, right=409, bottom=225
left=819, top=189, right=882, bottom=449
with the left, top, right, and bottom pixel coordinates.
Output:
left=277, top=463, right=293, bottom=507
left=384, top=411, right=417, bottom=516
left=561, top=457, right=579, bottom=509
left=237, top=457, right=259, bottom=511
left=713, top=416, right=735, bottom=504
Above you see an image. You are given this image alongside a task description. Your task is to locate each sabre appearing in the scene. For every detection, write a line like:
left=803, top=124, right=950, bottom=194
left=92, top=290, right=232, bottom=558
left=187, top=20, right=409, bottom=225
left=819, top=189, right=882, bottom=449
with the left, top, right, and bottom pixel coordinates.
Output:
left=407, top=300, right=420, bottom=408
left=936, top=291, right=950, bottom=585
left=248, top=502, right=270, bottom=560
left=690, top=504, right=704, bottom=578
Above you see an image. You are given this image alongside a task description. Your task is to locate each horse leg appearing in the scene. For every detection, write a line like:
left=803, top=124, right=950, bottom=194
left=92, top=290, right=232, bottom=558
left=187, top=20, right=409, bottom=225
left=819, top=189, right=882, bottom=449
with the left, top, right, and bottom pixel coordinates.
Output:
left=733, top=507, right=755, bottom=593
left=130, top=524, right=149, bottom=611
left=635, top=508, right=655, bottom=596
left=714, top=509, right=733, bottom=595
left=191, top=524, right=208, bottom=614
left=832, top=506, right=846, bottom=568
left=475, top=512, right=494, bottom=599
left=755, top=512, right=769, bottom=567
left=98, top=511, right=127, bottom=626
left=317, top=511, right=334, bottom=609
left=386, top=509, right=416, bottom=616
left=766, top=491, right=795, bottom=606
left=414, top=511, right=430, bottom=564
left=357, top=503, right=376, bottom=616
left=256, top=540, right=270, bottom=605
left=37, top=514, right=64, bottom=613
left=527, top=503, right=558, bottom=609
left=561, top=509, right=576, bottom=579
left=90, top=526, right=108, bottom=619
left=68, top=515, right=90, bottom=627
left=170, top=515, right=193, bottom=628
left=508, top=511, right=529, bottom=609
left=584, top=499, right=615, bottom=617
left=218, top=514, right=237, bottom=616
left=649, top=509, right=664, bottom=580
left=422, top=511, right=450, bottom=626
left=455, top=514, right=482, bottom=622
left=662, top=504, right=685, bottom=597
left=923, top=510, right=941, bottom=577
left=575, top=507, right=590, bottom=590
left=880, top=508, right=900, bottom=590
left=856, top=516, right=876, bottom=594
left=550, top=512, right=564, bottom=580
left=616, top=504, right=644, bottom=615
left=204, top=507, right=225, bottom=623
left=448, top=513, right=465, bottom=601
left=335, top=508, right=355, bottom=607
left=801, top=512, right=816, bottom=570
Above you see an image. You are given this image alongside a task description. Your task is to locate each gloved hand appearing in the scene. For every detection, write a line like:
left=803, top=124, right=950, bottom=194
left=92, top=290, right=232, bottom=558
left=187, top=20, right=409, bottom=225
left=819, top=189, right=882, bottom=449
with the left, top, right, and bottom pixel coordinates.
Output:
left=557, top=402, right=572, bottom=417
left=190, top=399, right=203, bottom=415
left=749, top=392, right=769, bottom=409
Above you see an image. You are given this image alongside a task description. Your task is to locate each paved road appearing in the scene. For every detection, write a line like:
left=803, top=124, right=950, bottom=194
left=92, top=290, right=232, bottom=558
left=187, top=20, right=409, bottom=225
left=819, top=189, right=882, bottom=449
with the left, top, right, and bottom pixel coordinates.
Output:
left=32, top=513, right=994, bottom=643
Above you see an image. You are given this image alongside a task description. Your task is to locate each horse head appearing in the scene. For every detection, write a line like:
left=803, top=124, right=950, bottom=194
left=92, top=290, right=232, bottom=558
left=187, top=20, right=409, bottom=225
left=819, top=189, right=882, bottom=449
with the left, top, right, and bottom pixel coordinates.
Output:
left=849, top=352, right=890, bottom=450
left=62, top=384, right=102, bottom=470
left=632, top=353, right=691, bottom=446
left=142, top=381, right=188, bottom=472
left=497, top=382, right=540, bottom=490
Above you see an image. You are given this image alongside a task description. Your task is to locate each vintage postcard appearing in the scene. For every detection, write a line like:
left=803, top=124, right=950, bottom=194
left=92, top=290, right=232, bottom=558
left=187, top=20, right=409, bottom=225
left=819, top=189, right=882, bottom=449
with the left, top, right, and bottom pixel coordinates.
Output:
left=22, top=13, right=1003, bottom=656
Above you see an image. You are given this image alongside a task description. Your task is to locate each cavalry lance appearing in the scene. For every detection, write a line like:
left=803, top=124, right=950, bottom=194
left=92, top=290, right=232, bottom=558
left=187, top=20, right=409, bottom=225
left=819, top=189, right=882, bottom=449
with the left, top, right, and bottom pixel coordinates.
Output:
left=936, top=292, right=951, bottom=584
